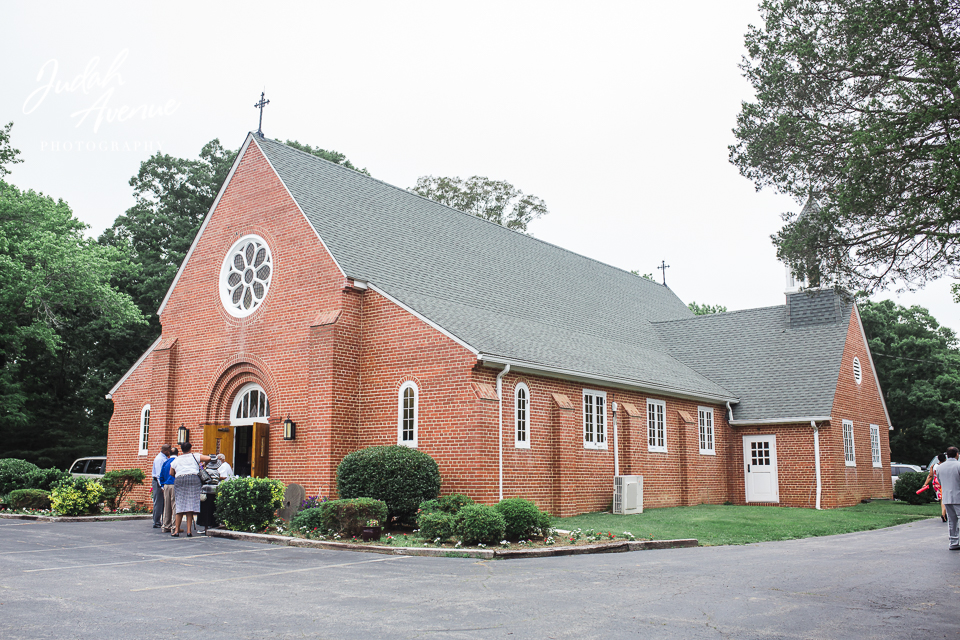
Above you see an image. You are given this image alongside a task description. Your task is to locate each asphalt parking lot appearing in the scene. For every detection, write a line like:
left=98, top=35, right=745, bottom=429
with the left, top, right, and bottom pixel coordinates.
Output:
left=1, top=516, right=958, bottom=639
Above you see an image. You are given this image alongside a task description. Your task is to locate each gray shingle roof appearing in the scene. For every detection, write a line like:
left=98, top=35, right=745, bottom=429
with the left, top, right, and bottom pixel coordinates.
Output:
left=254, top=136, right=736, bottom=401
left=654, top=303, right=849, bottom=421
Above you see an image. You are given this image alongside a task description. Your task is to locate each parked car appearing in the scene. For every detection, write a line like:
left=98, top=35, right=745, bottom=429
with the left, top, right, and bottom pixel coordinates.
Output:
left=69, top=457, right=106, bottom=479
left=890, top=463, right=921, bottom=489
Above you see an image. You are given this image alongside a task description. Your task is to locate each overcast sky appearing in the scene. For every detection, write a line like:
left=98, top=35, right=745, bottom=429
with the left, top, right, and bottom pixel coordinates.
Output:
left=4, top=1, right=958, bottom=333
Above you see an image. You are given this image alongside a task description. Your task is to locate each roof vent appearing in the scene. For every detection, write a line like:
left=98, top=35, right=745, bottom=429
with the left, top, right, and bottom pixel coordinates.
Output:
left=853, top=357, right=862, bottom=385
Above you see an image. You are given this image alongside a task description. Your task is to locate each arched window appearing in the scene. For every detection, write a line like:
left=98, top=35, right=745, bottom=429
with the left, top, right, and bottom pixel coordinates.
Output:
left=138, top=405, right=151, bottom=455
left=398, top=381, right=418, bottom=447
left=231, top=383, right=270, bottom=426
left=515, top=382, right=530, bottom=448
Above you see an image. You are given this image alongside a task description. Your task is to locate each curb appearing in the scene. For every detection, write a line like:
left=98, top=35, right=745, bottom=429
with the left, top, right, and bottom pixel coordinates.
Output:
left=0, top=513, right=152, bottom=523
left=205, top=529, right=698, bottom=559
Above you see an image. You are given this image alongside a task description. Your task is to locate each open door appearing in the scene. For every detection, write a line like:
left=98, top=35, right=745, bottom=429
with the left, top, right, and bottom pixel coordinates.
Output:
left=251, top=422, right=269, bottom=478
left=202, top=424, right=234, bottom=467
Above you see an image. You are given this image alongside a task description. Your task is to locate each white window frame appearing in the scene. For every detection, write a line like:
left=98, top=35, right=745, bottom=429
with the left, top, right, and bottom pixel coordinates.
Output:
left=647, top=399, right=667, bottom=453
left=870, top=424, right=881, bottom=467
left=230, top=383, right=270, bottom=426
left=582, top=389, right=607, bottom=450
left=698, top=406, right=715, bottom=455
left=138, top=404, right=151, bottom=455
left=398, top=381, right=418, bottom=448
left=515, top=382, right=530, bottom=449
left=843, top=419, right=856, bottom=466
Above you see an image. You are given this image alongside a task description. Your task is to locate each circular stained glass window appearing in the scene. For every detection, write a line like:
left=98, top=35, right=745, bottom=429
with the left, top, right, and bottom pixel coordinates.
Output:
left=220, top=235, right=272, bottom=317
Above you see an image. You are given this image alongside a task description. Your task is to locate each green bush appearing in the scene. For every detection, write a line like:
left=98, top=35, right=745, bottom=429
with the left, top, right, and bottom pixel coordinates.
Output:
left=100, top=469, right=146, bottom=510
left=495, top=498, right=552, bottom=539
left=8, top=489, right=52, bottom=510
left=456, top=504, right=506, bottom=545
left=894, top=471, right=935, bottom=505
left=50, top=477, right=105, bottom=516
left=291, top=498, right=388, bottom=537
left=0, top=459, right=41, bottom=495
left=418, top=510, right=457, bottom=541
left=419, top=493, right=475, bottom=516
left=23, top=467, right=70, bottom=492
left=337, top=445, right=441, bottom=524
left=216, top=477, right=285, bottom=532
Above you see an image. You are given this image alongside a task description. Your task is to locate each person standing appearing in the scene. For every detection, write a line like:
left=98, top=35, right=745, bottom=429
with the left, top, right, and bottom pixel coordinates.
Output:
left=158, top=447, right=179, bottom=533
left=151, top=444, right=171, bottom=528
left=939, top=446, right=960, bottom=551
left=169, top=443, right=216, bottom=537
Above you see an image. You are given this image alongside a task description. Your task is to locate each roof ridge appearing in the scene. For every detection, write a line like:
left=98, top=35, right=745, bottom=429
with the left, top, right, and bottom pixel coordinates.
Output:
left=653, top=303, right=786, bottom=324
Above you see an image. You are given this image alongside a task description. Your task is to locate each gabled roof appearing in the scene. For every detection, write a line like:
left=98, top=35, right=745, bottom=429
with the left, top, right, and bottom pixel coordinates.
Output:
left=253, top=136, right=737, bottom=402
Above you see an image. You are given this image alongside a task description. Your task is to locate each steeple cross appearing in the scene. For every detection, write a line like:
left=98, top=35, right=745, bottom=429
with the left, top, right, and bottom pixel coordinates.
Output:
left=658, top=260, right=670, bottom=285
left=254, top=91, right=270, bottom=138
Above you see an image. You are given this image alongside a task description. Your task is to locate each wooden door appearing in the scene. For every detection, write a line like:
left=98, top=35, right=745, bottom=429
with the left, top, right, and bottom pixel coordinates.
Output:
left=251, top=422, right=269, bottom=478
left=202, top=424, right=234, bottom=467
left=743, top=434, right=779, bottom=503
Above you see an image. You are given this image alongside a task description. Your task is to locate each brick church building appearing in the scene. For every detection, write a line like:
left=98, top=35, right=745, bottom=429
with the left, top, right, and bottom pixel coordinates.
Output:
left=106, top=133, right=893, bottom=516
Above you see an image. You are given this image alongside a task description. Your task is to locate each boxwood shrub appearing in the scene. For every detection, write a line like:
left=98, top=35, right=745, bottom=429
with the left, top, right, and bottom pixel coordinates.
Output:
left=894, top=471, right=935, bottom=505
left=0, top=459, right=40, bottom=495
left=495, top=498, right=552, bottom=539
left=419, top=493, right=475, bottom=516
left=291, top=498, right=388, bottom=537
left=417, top=511, right=457, bottom=541
left=216, top=477, right=285, bottom=532
left=337, top=445, right=441, bottom=524
left=8, top=488, right=52, bottom=510
left=24, top=467, right=71, bottom=493
left=456, top=504, right=506, bottom=545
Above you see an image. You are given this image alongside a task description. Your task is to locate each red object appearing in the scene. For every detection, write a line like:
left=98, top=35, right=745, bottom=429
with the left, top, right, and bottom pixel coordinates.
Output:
left=916, top=485, right=930, bottom=495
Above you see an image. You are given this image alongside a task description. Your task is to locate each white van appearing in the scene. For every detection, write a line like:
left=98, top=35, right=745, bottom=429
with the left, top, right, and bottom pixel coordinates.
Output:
left=69, top=457, right=106, bottom=479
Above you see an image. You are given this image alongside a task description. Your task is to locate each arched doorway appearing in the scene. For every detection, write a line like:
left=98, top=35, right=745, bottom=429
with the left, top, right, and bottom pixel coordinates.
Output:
left=228, top=383, right=270, bottom=477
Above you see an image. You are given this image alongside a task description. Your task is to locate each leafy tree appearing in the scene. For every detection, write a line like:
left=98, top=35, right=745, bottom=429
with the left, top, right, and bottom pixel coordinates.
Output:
left=630, top=270, right=656, bottom=281
left=284, top=140, right=370, bottom=175
left=688, top=302, right=728, bottom=315
left=412, top=175, right=548, bottom=233
left=0, top=122, right=22, bottom=178
left=858, top=299, right=960, bottom=464
left=731, top=0, right=960, bottom=292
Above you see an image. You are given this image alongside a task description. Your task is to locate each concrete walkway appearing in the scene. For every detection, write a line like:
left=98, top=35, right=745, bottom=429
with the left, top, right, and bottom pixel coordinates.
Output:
left=1, top=516, right=957, bottom=639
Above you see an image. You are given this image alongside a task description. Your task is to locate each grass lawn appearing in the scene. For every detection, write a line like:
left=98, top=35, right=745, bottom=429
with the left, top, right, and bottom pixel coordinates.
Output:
left=553, top=501, right=941, bottom=546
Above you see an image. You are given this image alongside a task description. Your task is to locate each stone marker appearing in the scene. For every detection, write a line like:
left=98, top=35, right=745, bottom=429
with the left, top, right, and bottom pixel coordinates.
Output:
left=279, top=483, right=306, bottom=522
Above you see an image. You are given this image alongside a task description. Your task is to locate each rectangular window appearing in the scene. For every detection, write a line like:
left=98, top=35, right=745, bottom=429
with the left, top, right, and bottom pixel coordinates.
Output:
left=647, top=399, right=666, bottom=453
left=870, top=424, right=881, bottom=467
left=843, top=420, right=856, bottom=466
left=583, top=390, right=607, bottom=449
left=698, top=407, right=715, bottom=455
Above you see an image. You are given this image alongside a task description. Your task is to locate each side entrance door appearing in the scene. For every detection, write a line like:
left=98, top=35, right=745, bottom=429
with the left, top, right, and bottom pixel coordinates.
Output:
left=251, top=422, right=269, bottom=478
left=202, top=424, right=235, bottom=467
left=743, top=434, right=779, bottom=503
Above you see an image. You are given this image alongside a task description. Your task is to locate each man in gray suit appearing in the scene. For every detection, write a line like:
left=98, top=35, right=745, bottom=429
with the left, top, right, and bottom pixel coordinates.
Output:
left=939, top=446, right=960, bottom=550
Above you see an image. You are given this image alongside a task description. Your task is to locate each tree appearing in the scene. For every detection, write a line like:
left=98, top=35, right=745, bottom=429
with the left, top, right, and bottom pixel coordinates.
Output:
left=0, top=122, right=22, bottom=178
left=630, top=270, right=656, bottom=281
left=284, top=140, right=370, bottom=175
left=412, top=176, right=548, bottom=233
left=688, top=302, right=728, bottom=315
left=730, top=0, right=960, bottom=292
left=858, top=299, right=960, bottom=464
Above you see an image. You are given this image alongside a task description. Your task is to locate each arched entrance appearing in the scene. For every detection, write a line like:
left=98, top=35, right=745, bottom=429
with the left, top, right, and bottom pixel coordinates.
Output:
left=202, top=372, right=272, bottom=479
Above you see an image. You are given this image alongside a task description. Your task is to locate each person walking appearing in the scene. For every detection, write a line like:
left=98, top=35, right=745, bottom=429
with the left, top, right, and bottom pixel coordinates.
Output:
left=921, top=453, right=948, bottom=522
left=169, top=442, right=216, bottom=537
left=158, top=447, right=179, bottom=533
left=151, top=444, right=171, bottom=528
left=938, top=446, right=960, bottom=551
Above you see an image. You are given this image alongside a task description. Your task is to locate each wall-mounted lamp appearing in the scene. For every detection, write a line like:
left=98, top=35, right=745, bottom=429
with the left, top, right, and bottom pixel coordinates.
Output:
left=283, top=416, right=296, bottom=441
left=177, top=424, right=189, bottom=445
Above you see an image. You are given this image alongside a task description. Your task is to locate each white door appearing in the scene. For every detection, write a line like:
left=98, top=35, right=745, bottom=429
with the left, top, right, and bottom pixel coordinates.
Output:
left=743, top=435, right=779, bottom=503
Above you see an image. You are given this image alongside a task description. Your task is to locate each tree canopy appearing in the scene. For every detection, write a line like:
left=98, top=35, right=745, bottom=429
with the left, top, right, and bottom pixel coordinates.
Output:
left=0, top=122, right=22, bottom=178
left=688, top=302, right=728, bottom=315
left=859, top=299, right=960, bottom=464
left=731, top=0, right=960, bottom=292
left=412, top=175, right=548, bottom=233
left=284, top=140, right=370, bottom=175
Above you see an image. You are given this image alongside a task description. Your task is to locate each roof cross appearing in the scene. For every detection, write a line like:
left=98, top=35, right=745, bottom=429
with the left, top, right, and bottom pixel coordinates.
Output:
left=658, top=260, right=670, bottom=285
left=254, top=91, right=270, bottom=138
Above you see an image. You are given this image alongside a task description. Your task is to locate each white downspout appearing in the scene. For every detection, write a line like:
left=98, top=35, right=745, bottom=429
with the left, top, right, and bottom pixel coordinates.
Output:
left=812, top=420, right=822, bottom=510
left=612, top=401, right=619, bottom=477
left=726, top=401, right=734, bottom=424
left=496, top=364, right=511, bottom=502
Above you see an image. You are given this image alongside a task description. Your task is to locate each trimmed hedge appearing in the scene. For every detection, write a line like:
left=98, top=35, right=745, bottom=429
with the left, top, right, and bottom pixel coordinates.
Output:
left=0, top=459, right=40, bottom=495
left=456, top=504, right=506, bottom=545
left=24, top=467, right=70, bottom=492
left=8, top=489, right=52, bottom=510
left=495, top=498, right=552, bottom=539
left=101, top=469, right=145, bottom=510
left=291, top=498, right=388, bottom=537
left=337, top=446, right=441, bottom=524
left=216, top=477, right=285, bottom=532
left=894, top=471, right=935, bottom=505
left=418, top=511, right=457, bottom=541
left=419, top=493, right=475, bottom=516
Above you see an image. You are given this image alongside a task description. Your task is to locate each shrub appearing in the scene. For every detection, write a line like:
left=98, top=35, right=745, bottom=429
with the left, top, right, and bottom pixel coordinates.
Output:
left=420, top=493, right=475, bottom=516
left=418, top=510, right=457, bottom=541
left=0, top=459, right=41, bottom=495
left=894, top=471, right=935, bottom=505
left=50, top=477, right=105, bottom=516
left=456, top=504, right=506, bottom=545
left=8, top=489, right=52, bottom=510
left=100, top=469, right=146, bottom=510
left=495, top=498, right=552, bottom=539
left=291, top=498, right=388, bottom=537
left=216, top=477, right=285, bottom=532
left=337, top=445, right=441, bottom=524
left=23, top=467, right=70, bottom=492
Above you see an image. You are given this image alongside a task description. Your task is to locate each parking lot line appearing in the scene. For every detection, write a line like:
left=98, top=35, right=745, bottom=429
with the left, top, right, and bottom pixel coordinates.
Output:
left=131, top=554, right=413, bottom=591
left=0, top=541, right=129, bottom=555
left=21, top=545, right=287, bottom=572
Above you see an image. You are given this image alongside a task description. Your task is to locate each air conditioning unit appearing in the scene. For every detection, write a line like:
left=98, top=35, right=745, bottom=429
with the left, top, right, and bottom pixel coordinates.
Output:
left=613, top=475, right=643, bottom=514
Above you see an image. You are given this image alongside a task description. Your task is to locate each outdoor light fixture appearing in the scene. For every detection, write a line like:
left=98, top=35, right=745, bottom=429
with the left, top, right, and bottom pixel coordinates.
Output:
left=177, top=424, right=189, bottom=445
left=283, top=416, right=296, bottom=441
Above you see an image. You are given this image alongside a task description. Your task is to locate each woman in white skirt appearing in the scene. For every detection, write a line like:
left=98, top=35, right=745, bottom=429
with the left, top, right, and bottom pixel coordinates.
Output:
left=169, top=442, right=218, bottom=537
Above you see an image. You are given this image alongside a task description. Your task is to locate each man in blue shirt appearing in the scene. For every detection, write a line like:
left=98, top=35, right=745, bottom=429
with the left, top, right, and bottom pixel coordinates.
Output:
left=158, top=447, right=178, bottom=533
left=151, top=444, right=171, bottom=528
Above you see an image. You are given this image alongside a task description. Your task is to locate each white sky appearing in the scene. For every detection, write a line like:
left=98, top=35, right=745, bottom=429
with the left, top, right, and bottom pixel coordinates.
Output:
left=4, top=1, right=958, bottom=333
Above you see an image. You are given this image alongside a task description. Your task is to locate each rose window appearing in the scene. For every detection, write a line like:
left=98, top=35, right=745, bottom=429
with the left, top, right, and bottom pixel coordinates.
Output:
left=220, top=235, right=272, bottom=317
